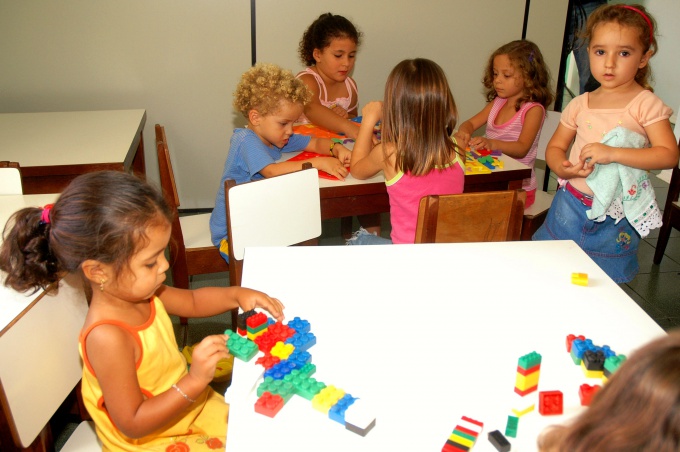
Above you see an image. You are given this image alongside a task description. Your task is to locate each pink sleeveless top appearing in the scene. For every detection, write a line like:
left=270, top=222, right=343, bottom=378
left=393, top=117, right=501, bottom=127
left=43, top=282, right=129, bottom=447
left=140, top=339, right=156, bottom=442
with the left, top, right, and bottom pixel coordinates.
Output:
left=386, top=154, right=465, bottom=244
left=295, top=67, right=358, bottom=124
left=485, top=97, right=545, bottom=192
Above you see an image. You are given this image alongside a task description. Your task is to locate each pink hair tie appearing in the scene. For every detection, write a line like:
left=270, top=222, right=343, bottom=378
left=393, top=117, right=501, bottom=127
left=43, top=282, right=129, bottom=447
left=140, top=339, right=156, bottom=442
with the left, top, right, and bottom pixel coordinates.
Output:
left=618, top=5, right=654, bottom=44
left=40, top=204, right=54, bottom=225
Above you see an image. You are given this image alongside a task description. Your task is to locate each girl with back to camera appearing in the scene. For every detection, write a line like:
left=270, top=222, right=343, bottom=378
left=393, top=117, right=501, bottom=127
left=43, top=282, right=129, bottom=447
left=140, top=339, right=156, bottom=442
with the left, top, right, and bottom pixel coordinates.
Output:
left=455, top=40, right=554, bottom=208
left=347, top=58, right=465, bottom=245
left=0, top=171, right=284, bottom=450
left=538, top=331, right=680, bottom=451
left=533, top=4, right=679, bottom=283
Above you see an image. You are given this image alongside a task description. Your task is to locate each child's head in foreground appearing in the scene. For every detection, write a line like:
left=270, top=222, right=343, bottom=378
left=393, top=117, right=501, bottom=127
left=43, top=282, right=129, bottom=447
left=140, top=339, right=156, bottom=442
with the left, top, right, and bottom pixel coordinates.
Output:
left=538, top=331, right=680, bottom=452
left=298, top=13, right=362, bottom=67
left=0, top=171, right=172, bottom=294
left=382, top=58, right=461, bottom=176
left=482, top=40, right=554, bottom=110
left=582, top=3, right=657, bottom=91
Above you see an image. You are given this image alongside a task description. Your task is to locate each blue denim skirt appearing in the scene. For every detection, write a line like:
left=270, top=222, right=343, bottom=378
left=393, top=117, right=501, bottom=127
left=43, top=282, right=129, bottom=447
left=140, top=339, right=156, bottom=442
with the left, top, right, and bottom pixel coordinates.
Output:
left=533, top=186, right=640, bottom=283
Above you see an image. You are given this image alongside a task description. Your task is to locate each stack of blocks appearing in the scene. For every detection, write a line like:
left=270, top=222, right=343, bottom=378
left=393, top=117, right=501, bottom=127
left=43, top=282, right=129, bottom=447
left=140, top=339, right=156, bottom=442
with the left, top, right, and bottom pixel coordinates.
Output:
left=441, top=416, right=484, bottom=452
left=512, top=351, right=541, bottom=417
left=226, top=310, right=376, bottom=436
left=566, top=333, right=626, bottom=387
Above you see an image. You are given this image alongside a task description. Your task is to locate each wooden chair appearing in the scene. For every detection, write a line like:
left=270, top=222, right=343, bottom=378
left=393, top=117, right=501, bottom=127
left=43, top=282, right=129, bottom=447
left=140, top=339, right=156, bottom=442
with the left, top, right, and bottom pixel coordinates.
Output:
left=653, top=160, right=680, bottom=265
left=0, top=162, right=23, bottom=195
left=225, top=165, right=321, bottom=286
left=521, top=110, right=561, bottom=240
left=414, top=189, right=526, bottom=243
left=155, top=125, right=229, bottom=342
left=0, top=275, right=101, bottom=451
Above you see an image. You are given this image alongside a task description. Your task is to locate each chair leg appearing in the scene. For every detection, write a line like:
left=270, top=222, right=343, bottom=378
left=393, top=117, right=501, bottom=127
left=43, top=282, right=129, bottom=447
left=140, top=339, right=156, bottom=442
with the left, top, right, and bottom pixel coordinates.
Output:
left=654, top=221, right=672, bottom=265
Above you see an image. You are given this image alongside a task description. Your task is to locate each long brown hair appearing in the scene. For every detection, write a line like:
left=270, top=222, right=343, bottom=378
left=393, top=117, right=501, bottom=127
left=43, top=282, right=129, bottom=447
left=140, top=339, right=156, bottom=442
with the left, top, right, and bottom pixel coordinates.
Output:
left=482, top=40, right=554, bottom=111
left=538, top=331, right=680, bottom=451
left=582, top=3, right=657, bottom=91
left=382, top=58, right=461, bottom=176
left=0, top=171, right=173, bottom=293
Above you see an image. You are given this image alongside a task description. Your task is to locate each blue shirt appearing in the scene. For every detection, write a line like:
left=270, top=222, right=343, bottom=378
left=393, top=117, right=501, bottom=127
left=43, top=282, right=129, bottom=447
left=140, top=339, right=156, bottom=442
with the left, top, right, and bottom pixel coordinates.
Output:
left=209, top=128, right=311, bottom=252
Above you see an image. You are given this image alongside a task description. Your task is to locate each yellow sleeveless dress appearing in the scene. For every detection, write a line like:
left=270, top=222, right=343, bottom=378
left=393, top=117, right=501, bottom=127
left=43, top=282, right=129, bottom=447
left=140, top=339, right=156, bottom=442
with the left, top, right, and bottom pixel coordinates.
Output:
left=79, top=296, right=228, bottom=451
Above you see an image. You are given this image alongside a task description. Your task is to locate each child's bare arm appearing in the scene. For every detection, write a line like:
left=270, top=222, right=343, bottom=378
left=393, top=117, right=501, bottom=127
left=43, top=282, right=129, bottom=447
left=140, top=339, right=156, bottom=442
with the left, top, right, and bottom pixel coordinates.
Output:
left=454, top=103, right=492, bottom=149
left=545, top=124, right=592, bottom=179
left=299, top=74, right=361, bottom=139
left=350, top=102, right=384, bottom=180
left=159, top=285, right=285, bottom=322
left=475, top=106, right=544, bottom=158
left=86, top=324, right=221, bottom=439
left=580, top=119, right=680, bottom=171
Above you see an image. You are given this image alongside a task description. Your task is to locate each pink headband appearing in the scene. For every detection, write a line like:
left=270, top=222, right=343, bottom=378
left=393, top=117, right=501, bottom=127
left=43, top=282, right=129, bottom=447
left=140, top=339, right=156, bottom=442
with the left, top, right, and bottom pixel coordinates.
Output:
left=40, top=204, right=54, bottom=225
left=618, top=5, right=654, bottom=43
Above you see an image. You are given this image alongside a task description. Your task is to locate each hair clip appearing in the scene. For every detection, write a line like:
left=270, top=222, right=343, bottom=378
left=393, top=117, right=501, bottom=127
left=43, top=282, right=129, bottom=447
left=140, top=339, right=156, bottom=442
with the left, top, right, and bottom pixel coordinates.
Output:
left=40, top=204, right=54, bottom=225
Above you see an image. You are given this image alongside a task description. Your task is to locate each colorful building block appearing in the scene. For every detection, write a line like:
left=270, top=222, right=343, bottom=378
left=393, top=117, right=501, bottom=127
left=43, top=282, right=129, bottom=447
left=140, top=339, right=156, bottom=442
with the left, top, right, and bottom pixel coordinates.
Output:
left=539, top=390, right=563, bottom=415
left=312, top=385, right=346, bottom=414
left=287, top=317, right=311, bottom=334
left=505, top=415, right=518, bottom=438
left=579, top=383, right=601, bottom=406
left=344, top=399, right=376, bottom=437
left=442, top=416, right=484, bottom=452
left=571, top=272, right=589, bottom=286
left=603, top=354, right=626, bottom=379
left=256, top=376, right=295, bottom=403
left=488, top=430, right=511, bottom=452
left=225, top=330, right=258, bottom=361
left=270, top=341, right=295, bottom=360
left=329, top=394, right=356, bottom=424
left=254, top=392, right=285, bottom=417
left=566, top=334, right=585, bottom=352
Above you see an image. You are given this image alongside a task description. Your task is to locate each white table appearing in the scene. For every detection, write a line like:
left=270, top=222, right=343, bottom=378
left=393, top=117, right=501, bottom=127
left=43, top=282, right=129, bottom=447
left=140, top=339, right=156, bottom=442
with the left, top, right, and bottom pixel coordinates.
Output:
left=0, top=109, right=146, bottom=194
left=227, top=241, right=664, bottom=451
left=1, top=193, right=60, bottom=332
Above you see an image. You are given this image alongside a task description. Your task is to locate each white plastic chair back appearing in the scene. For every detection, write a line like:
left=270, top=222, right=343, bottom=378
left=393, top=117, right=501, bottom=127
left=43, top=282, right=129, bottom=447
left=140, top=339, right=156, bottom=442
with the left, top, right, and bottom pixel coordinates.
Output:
left=0, top=167, right=23, bottom=194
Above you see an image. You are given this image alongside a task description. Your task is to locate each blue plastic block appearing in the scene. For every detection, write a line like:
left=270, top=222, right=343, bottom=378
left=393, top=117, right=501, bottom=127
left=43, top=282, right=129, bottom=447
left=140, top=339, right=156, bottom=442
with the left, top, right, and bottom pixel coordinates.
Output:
left=329, top=394, right=357, bottom=424
left=287, top=317, right=311, bottom=334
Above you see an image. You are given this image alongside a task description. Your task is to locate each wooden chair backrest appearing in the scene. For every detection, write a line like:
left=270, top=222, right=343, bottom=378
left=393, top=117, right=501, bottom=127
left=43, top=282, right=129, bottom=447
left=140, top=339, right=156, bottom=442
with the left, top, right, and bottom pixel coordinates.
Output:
left=0, top=275, right=88, bottom=448
left=415, top=189, right=526, bottom=243
left=0, top=161, right=23, bottom=195
left=225, top=165, right=321, bottom=286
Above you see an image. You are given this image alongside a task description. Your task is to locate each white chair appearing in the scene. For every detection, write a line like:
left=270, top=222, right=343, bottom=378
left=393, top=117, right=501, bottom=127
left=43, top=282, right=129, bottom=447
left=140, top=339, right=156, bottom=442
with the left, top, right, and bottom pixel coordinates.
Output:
left=0, top=162, right=23, bottom=195
left=225, top=165, right=322, bottom=286
left=0, top=274, right=101, bottom=451
left=521, top=110, right=561, bottom=240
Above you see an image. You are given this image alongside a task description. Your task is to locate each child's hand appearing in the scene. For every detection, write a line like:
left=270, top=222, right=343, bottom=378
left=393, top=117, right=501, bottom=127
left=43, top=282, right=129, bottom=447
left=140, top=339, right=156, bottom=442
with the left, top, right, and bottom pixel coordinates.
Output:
left=189, top=334, right=231, bottom=385
left=315, top=156, right=350, bottom=181
left=334, top=144, right=352, bottom=165
left=580, top=143, right=614, bottom=169
left=361, top=102, right=383, bottom=125
left=453, top=131, right=470, bottom=150
left=330, top=105, right=349, bottom=119
left=235, top=287, right=285, bottom=322
left=469, top=136, right=493, bottom=151
left=560, top=159, right=594, bottom=179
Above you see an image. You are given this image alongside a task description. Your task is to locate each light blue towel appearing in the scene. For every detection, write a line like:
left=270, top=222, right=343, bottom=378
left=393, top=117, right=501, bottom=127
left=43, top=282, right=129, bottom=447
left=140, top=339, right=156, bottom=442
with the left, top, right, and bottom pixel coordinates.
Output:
left=585, top=126, right=661, bottom=237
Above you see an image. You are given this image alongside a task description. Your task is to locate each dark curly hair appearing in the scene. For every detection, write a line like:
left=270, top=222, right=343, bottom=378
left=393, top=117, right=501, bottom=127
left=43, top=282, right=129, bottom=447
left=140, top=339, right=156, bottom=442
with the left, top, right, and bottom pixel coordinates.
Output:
left=298, top=13, right=362, bottom=67
left=0, top=171, right=173, bottom=294
left=482, top=40, right=554, bottom=111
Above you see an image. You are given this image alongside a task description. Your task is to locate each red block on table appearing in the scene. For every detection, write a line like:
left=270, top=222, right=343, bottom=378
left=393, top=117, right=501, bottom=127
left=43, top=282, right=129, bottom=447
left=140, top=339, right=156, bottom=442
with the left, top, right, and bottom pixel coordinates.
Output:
left=579, top=384, right=601, bottom=406
left=539, top=390, right=563, bottom=415
left=254, top=391, right=285, bottom=417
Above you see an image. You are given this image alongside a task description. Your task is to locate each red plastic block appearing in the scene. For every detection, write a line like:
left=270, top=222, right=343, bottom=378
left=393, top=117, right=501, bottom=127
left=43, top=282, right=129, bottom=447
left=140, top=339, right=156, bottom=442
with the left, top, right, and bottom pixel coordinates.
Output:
left=539, top=390, right=563, bottom=415
left=579, top=384, right=601, bottom=406
left=516, top=364, right=541, bottom=376
left=255, top=353, right=280, bottom=369
left=566, top=334, right=585, bottom=352
left=254, top=391, right=285, bottom=417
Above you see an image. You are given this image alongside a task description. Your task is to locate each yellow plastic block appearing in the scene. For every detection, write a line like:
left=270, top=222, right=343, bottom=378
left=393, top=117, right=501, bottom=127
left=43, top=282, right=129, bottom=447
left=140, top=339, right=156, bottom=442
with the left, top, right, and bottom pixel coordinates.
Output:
left=312, top=385, right=345, bottom=414
left=246, top=328, right=268, bottom=341
left=581, top=361, right=604, bottom=379
left=512, top=403, right=535, bottom=417
left=270, top=341, right=295, bottom=360
left=515, top=371, right=540, bottom=390
left=449, top=433, right=474, bottom=447
left=571, top=272, right=588, bottom=286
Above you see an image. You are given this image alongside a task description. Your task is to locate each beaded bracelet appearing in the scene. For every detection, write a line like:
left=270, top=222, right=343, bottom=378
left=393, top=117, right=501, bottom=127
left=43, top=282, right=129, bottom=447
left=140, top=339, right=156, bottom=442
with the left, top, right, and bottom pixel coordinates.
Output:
left=172, top=384, right=196, bottom=403
left=329, top=141, right=336, bottom=158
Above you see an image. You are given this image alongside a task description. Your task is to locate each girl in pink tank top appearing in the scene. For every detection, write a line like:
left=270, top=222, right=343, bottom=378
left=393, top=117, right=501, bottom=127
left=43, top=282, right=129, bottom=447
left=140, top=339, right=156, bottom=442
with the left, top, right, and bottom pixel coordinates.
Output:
left=455, top=40, right=555, bottom=208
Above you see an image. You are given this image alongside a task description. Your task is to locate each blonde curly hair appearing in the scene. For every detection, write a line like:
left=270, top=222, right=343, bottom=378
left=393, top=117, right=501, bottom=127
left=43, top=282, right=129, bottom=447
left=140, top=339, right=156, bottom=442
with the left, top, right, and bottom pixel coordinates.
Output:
left=233, top=63, right=312, bottom=117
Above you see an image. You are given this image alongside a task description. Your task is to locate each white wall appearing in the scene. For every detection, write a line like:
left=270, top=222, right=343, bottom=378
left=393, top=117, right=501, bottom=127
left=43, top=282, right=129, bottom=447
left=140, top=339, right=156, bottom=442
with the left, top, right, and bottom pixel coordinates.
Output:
left=0, top=0, right=567, bottom=208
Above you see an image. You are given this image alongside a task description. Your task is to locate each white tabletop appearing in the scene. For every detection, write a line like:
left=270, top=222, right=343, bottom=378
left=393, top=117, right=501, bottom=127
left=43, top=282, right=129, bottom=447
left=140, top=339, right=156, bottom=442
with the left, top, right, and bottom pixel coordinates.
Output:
left=227, top=241, right=664, bottom=452
left=0, top=109, right=145, bottom=167
left=0, top=193, right=60, bottom=332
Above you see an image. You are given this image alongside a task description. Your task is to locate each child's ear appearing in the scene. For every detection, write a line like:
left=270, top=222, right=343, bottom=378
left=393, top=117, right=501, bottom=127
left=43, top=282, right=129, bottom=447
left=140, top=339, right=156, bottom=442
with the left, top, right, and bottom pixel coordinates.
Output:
left=81, top=260, right=110, bottom=287
left=248, top=109, right=261, bottom=126
left=639, top=50, right=653, bottom=68
left=312, top=48, right=322, bottom=63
